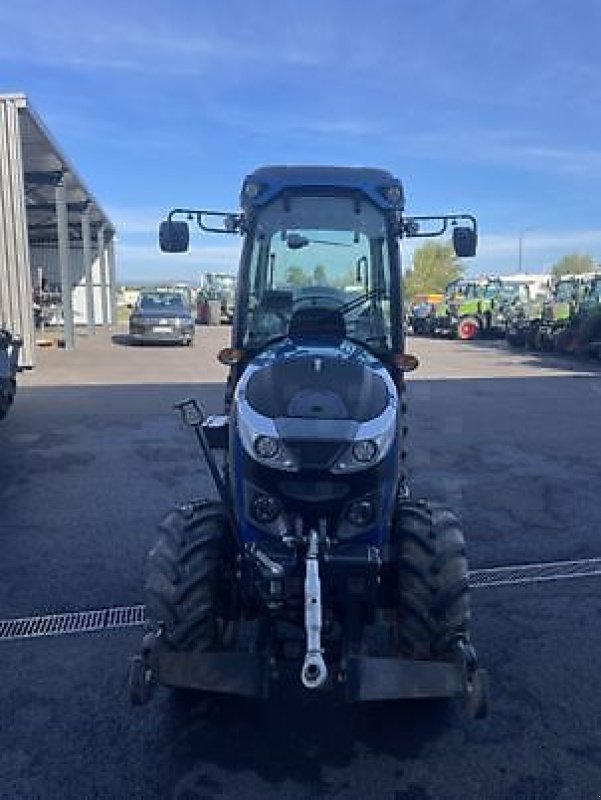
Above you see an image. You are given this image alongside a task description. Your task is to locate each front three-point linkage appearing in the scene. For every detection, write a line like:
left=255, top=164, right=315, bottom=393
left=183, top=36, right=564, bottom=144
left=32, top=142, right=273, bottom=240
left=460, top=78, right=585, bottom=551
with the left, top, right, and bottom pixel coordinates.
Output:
left=301, top=530, right=328, bottom=689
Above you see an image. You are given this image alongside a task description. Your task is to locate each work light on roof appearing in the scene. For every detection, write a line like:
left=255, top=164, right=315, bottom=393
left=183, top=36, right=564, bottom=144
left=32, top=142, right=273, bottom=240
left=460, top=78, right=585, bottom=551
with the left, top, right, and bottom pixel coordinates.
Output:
left=381, top=184, right=403, bottom=204
left=243, top=180, right=263, bottom=199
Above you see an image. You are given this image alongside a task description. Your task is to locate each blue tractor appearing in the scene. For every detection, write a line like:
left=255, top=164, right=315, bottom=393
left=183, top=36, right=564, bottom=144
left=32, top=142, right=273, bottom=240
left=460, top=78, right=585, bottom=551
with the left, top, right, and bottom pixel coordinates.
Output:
left=129, top=166, right=487, bottom=717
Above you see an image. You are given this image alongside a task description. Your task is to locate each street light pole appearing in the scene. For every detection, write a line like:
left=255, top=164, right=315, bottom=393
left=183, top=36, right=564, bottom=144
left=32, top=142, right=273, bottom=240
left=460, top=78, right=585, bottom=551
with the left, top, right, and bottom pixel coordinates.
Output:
left=518, top=228, right=534, bottom=272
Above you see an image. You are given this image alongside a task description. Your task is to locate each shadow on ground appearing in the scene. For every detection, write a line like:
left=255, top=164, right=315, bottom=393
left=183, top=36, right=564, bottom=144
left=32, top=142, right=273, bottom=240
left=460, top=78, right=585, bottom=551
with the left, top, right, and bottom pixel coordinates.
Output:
left=1, top=372, right=600, bottom=617
left=111, top=333, right=196, bottom=348
left=157, top=687, right=451, bottom=788
left=2, top=373, right=601, bottom=799
left=435, top=334, right=601, bottom=372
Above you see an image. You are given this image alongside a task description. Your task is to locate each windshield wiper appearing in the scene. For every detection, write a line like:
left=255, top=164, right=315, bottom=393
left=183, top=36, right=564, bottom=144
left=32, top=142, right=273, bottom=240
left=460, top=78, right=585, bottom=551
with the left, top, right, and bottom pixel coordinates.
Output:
left=339, top=288, right=385, bottom=316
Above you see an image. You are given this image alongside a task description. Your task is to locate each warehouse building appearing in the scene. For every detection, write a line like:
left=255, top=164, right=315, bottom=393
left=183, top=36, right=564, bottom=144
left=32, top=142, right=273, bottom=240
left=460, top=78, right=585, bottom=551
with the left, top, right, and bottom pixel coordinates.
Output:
left=0, top=93, right=116, bottom=367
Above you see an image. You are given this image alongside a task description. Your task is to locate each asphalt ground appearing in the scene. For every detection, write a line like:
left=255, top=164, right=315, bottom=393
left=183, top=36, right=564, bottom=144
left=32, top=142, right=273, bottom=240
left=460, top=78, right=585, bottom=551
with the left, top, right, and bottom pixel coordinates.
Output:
left=1, top=328, right=600, bottom=800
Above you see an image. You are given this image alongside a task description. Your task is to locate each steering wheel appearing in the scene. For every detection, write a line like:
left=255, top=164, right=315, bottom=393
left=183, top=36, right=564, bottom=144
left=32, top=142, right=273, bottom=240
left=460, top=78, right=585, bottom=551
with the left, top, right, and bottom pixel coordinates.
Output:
left=292, top=290, right=345, bottom=312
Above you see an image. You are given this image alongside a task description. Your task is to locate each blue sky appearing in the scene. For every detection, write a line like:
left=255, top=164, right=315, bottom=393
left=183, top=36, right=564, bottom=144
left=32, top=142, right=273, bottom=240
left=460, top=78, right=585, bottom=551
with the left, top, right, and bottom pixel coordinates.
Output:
left=2, top=0, right=601, bottom=282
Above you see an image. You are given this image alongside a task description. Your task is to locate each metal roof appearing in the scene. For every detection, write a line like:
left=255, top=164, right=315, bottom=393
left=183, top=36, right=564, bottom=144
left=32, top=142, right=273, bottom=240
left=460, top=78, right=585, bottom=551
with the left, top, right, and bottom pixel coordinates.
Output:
left=3, top=94, right=114, bottom=244
left=1, top=93, right=117, bottom=367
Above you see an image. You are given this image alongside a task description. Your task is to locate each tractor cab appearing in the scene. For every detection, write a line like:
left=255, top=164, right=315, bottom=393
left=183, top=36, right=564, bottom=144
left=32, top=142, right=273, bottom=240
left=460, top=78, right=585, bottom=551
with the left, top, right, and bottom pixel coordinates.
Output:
left=159, top=165, right=477, bottom=376
left=237, top=177, right=398, bottom=357
left=586, top=275, right=601, bottom=303
left=554, top=277, right=580, bottom=303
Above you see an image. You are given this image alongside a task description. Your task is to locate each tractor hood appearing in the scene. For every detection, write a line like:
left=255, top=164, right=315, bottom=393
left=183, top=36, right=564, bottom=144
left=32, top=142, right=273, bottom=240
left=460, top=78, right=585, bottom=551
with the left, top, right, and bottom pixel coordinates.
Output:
left=233, top=340, right=399, bottom=472
left=243, top=341, right=392, bottom=423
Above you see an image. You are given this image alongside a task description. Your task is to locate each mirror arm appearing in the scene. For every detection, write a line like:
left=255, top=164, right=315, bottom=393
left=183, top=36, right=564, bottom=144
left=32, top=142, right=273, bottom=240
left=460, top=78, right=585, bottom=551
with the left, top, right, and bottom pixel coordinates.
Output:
left=197, top=212, right=244, bottom=234
left=166, top=208, right=244, bottom=234
left=401, top=214, right=477, bottom=238
left=167, top=207, right=198, bottom=222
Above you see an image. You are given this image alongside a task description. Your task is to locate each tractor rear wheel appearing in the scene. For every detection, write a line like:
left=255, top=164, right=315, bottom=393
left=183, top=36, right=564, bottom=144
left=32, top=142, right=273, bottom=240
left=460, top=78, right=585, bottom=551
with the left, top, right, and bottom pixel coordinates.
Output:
left=145, top=500, right=236, bottom=651
left=456, top=317, right=480, bottom=341
left=506, top=330, right=525, bottom=348
left=524, top=326, right=538, bottom=350
left=395, top=500, right=470, bottom=660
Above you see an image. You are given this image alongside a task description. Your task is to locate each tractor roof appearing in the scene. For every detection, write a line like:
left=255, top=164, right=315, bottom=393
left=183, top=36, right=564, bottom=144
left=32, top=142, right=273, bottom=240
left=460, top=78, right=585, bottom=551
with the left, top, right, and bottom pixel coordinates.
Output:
left=555, top=271, right=601, bottom=283
left=240, top=165, right=404, bottom=211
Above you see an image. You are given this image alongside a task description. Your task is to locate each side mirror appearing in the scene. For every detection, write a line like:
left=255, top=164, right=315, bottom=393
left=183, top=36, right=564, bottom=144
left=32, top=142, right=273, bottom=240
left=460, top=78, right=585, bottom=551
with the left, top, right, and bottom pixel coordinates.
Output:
left=159, top=220, right=190, bottom=253
left=356, top=255, right=368, bottom=283
left=453, top=226, right=477, bottom=258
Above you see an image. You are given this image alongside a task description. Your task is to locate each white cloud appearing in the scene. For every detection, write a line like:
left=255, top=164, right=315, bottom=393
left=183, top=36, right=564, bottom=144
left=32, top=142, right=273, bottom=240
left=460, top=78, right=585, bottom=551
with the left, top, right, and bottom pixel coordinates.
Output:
left=0, top=6, right=328, bottom=75
left=477, top=229, right=601, bottom=259
left=108, top=209, right=166, bottom=236
left=390, top=128, right=601, bottom=178
left=116, top=241, right=241, bottom=281
left=200, top=102, right=376, bottom=139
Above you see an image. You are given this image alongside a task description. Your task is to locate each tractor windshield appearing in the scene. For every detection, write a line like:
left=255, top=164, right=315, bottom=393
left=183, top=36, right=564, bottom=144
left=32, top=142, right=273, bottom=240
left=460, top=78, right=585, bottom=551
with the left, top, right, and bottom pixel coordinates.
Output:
left=555, top=280, right=576, bottom=302
left=241, top=195, right=393, bottom=351
left=478, top=283, right=503, bottom=300
left=588, top=278, right=601, bottom=302
left=498, top=283, right=526, bottom=302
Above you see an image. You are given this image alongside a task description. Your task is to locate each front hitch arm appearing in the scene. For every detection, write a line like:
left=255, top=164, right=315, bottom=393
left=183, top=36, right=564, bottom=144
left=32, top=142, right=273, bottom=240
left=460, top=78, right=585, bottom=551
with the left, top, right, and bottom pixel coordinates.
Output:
left=174, top=398, right=239, bottom=547
left=301, top=530, right=328, bottom=689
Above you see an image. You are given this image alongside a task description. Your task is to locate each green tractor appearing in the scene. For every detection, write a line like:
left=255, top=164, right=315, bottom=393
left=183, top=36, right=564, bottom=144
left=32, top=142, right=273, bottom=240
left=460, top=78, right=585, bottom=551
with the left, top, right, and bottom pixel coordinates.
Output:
left=504, top=277, right=551, bottom=349
left=434, top=278, right=511, bottom=340
left=536, top=272, right=601, bottom=354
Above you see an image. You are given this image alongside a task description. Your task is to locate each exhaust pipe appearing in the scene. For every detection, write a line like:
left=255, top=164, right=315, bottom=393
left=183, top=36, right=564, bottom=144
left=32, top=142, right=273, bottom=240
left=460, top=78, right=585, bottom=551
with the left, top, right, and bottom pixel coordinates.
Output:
left=301, top=530, right=328, bottom=689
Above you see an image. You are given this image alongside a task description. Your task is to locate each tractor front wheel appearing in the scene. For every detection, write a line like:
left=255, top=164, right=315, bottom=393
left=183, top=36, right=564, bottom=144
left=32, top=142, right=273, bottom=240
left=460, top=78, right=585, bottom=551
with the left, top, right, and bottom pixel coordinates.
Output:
left=145, top=500, right=237, bottom=652
left=395, top=500, right=471, bottom=660
left=506, top=330, right=525, bottom=348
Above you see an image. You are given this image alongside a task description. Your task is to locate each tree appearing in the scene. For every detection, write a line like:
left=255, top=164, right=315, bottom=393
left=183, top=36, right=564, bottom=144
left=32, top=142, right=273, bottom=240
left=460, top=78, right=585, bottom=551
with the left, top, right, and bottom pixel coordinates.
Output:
left=313, top=265, right=327, bottom=285
left=286, top=265, right=310, bottom=286
left=550, top=253, right=596, bottom=279
left=403, top=242, right=465, bottom=301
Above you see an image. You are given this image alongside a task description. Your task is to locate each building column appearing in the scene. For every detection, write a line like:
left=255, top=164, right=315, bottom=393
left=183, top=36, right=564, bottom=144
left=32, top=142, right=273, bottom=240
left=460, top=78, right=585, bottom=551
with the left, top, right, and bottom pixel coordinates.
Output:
left=97, top=224, right=108, bottom=326
left=55, top=177, right=74, bottom=349
left=0, top=94, right=35, bottom=367
left=81, top=205, right=95, bottom=334
left=107, top=233, right=117, bottom=327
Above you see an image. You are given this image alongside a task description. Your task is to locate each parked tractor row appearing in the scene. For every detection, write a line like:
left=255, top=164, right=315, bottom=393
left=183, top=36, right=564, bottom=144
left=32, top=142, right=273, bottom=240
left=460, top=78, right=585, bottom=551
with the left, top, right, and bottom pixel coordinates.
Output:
left=408, top=275, right=546, bottom=340
left=408, top=272, right=601, bottom=358
left=505, top=272, right=601, bottom=356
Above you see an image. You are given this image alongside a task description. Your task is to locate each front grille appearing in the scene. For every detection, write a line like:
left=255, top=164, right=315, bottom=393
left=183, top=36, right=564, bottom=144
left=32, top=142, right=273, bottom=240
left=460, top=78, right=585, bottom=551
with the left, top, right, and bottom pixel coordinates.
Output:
left=278, top=480, right=348, bottom=503
left=284, top=440, right=344, bottom=469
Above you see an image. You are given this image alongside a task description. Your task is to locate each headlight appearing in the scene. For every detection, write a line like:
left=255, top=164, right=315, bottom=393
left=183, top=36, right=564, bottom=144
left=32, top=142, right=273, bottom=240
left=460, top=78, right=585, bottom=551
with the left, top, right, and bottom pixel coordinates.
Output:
left=351, top=439, right=378, bottom=463
left=250, top=493, right=281, bottom=523
left=254, top=435, right=280, bottom=459
left=236, top=399, right=297, bottom=471
left=345, top=498, right=376, bottom=527
left=243, top=180, right=263, bottom=199
left=332, top=431, right=394, bottom=474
